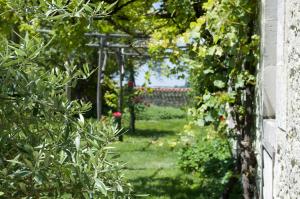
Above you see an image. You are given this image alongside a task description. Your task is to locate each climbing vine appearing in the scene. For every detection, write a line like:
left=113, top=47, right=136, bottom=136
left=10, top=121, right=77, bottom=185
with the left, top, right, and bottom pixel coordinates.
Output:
left=149, top=0, right=260, bottom=198
left=182, top=1, right=260, bottom=198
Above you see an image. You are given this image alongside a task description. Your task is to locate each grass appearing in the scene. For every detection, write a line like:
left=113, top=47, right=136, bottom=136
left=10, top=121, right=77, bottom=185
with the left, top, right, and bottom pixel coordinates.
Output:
left=111, top=119, right=214, bottom=199
left=124, top=105, right=187, bottom=121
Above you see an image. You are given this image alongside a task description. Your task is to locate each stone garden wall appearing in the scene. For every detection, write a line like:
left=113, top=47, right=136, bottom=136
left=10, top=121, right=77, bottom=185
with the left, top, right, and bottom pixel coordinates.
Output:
left=138, top=87, right=191, bottom=107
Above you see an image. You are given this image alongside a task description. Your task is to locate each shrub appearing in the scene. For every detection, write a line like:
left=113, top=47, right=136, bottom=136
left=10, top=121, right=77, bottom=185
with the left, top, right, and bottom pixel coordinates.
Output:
left=0, top=36, right=131, bottom=198
left=178, top=126, right=239, bottom=198
left=179, top=137, right=233, bottom=176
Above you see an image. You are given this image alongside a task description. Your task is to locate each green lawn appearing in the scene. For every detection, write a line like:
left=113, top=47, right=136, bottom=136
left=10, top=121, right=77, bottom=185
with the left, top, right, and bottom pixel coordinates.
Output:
left=111, top=119, right=208, bottom=199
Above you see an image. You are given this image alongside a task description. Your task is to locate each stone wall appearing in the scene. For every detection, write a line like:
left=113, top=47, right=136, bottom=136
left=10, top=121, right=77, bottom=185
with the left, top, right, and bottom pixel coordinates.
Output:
left=257, top=0, right=300, bottom=198
left=273, top=0, right=300, bottom=198
left=138, top=88, right=191, bottom=107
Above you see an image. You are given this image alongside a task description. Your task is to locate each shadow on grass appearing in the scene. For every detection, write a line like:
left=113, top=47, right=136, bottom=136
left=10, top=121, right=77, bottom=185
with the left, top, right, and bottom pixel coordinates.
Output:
left=128, top=129, right=176, bottom=138
left=128, top=165, right=242, bottom=199
left=130, top=174, right=220, bottom=199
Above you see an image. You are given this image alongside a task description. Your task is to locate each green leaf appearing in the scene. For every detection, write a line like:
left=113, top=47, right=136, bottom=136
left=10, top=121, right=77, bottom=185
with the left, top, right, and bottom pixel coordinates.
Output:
left=7, top=154, right=22, bottom=166
left=95, top=179, right=107, bottom=196
left=78, top=113, right=85, bottom=125
left=83, top=4, right=93, bottom=13
left=215, top=46, right=223, bottom=56
left=203, top=68, right=214, bottom=74
left=24, top=158, right=34, bottom=170
left=61, top=193, right=73, bottom=199
left=82, top=63, right=90, bottom=78
left=213, top=80, right=226, bottom=88
left=74, top=135, right=81, bottom=151
left=196, top=119, right=205, bottom=126
left=207, top=46, right=216, bottom=56
left=203, top=93, right=211, bottom=101
left=15, top=49, right=27, bottom=57
left=116, top=182, right=123, bottom=192
left=204, top=114, right=214, bottom=122
left=203, top=0, right=215, bottom=10
left=235, top=75, right=245, bottom=89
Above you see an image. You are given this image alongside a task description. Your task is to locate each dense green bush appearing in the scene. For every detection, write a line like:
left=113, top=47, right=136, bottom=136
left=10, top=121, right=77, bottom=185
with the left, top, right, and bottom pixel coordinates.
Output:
left=178, top=127, right=240, bottom=198
left=179, top=137, right=232, bottom=176
left=135, top=105, right=186, bottom=120
left=0, top=35, right=131, bottom=198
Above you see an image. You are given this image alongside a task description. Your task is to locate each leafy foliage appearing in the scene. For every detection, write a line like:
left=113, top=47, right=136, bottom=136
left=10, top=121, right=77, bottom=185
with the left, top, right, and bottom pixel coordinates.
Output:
left=178, top=140, right=235, bottom=198
left=179, top=137, right=233, bottom=181
left=178, top=124, right=241, bottom=198
left=0, top=0, right=132, bottom=198
left=0, top=0, right=261, bottom=197
left=179, top=0, right=259, bottom=128
left=147, top=0, right=259, bottom=196
left=0, top=34, right=131, bottom=199
left=178, top=0, right=259, bottom=197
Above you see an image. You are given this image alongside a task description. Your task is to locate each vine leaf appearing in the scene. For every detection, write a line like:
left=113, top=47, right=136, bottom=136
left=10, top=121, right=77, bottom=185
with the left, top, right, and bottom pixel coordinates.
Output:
left=214, top=80, right=226, bottom=88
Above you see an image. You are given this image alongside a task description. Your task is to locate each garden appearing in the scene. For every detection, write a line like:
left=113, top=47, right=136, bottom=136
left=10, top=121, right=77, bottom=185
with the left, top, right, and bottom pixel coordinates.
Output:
left=0, top=0, right=259, bottom=198
left=113, top=105, right=241, bottom=198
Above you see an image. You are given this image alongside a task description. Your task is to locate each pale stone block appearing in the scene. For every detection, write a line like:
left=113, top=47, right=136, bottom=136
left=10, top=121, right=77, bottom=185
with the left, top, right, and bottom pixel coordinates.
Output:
left=263, top=149, right=274, bottom=199
left=273, top=127, right=286, bottom=198
left=261, top=0, right=278, bottom=118
left=263, top=119, right=277, bottom=153
left=276, top=63, right=287, bottom=131
left=263, top=66, right=276, bottom=118
left=276, top=0, right=287, bottom=131
left=261, top=0, right=278, bottom=67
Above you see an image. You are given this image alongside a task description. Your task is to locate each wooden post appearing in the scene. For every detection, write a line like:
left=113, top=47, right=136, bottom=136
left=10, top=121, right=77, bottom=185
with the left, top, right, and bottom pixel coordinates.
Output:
left=128, top=63, right=136, bottom=134
left=116, top=49, right=125, bottom=141
left=96, top=38, right=106, bottom=120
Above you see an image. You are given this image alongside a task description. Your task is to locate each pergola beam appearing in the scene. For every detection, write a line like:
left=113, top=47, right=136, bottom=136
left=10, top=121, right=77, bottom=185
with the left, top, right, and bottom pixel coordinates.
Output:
left=86, top=43, right=148, bottom=49
left=84, top=32, right=149, bottom=39
left=107, top=51, right=149, bottom=57
left=86, top=43, right=187, bottom=50
left=85, top=32, right=131, bottom=38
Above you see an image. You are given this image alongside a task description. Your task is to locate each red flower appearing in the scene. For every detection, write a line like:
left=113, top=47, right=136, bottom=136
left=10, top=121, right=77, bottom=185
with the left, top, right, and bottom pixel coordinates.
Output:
left=113, top=112, right=122, bottom=118
left=127, top=81, right=134, bottom=87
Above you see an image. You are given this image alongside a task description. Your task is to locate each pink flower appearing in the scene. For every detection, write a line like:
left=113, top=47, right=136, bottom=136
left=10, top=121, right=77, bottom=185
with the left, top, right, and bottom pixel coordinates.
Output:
left=113, top=112, right=122, bottom=118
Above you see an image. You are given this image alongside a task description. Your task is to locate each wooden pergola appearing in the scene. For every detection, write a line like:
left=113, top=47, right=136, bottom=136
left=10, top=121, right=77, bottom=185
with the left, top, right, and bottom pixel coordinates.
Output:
left=85, top=32, right=150, bottom=141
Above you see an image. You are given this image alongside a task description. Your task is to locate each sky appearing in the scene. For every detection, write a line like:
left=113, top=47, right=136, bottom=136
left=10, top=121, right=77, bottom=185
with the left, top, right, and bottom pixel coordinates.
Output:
left=112, top=61, right=187, bottom=88
left=133, top=1, right=187, bottom=87
left=114, top=1, right=187, bottom=88
left=134, top=63, right=187, bottom=87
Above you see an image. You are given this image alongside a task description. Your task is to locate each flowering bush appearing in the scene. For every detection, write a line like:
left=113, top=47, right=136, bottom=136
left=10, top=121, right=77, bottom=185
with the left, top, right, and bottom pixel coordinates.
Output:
left=113, top=111, right=122, bottom=118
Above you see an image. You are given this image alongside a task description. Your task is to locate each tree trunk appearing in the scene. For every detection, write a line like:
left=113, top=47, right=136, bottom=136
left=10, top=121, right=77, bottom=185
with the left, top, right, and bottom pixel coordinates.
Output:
left=239, top=86, right=257, bottom=199
left=238, top=2, right=258, bottom=197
